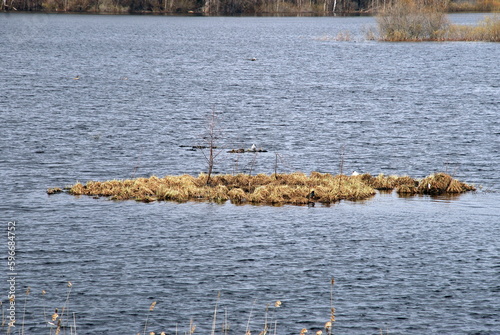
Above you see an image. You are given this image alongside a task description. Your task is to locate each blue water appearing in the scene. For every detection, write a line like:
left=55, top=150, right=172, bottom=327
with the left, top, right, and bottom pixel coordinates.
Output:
left=1, top=13, right=499, bottom=334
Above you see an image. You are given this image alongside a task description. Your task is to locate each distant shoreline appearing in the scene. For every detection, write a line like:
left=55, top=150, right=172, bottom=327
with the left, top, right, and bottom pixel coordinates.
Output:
left=2, top=0, right=498, bottom=17
left=0, top=8, right=375, bottom=16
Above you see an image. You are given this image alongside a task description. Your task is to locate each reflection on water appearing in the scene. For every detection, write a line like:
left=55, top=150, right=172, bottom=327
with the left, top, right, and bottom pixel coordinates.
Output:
left=428, top=193, right=467, bottom=203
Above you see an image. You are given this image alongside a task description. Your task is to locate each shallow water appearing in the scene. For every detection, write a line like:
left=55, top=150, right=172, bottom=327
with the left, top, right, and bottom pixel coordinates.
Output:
left=1, top=13, right=499, bottom=334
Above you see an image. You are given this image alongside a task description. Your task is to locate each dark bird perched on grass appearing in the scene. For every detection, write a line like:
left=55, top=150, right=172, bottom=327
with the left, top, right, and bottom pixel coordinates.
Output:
left=306, top=190, right=316, bottom=201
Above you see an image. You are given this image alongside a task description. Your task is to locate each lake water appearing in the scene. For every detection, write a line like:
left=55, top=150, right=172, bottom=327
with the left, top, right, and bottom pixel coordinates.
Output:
left=1, top=12, right=499, bottom=335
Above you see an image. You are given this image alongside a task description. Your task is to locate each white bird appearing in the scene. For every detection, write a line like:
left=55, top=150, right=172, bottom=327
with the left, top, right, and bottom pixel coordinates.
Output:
left=250, top=144, right=257, bottom=151
left=351, top=171, right=360, bottom=176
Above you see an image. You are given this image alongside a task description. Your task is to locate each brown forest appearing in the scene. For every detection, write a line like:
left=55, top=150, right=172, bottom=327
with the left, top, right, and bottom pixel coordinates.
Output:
left=1, top=0, right=498, bottom=15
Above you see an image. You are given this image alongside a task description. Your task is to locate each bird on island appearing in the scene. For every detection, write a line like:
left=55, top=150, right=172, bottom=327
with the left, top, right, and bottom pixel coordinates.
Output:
left=306, top=190, right=316, bottom=200
left=351, top=171, right=360, bottom=176
left=250, top=144, right=257, bottom=151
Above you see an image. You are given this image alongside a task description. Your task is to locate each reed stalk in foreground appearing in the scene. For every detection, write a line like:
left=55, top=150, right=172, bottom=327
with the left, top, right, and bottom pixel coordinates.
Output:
left=20, top=287, right=31, bottom=335
left=60, top=282, right=73, bottom=332
left=42, top=289, right=48, bottom=327
left=245, top=299, right=257, bottom=335
left=329, top=278, right=335, bottom=335
left=211, top=292, right=221, bottom=335
left=189, top=318, right=196, bottom=334
left=1, top=302, right=4, bottom=329
left=143, top=301, right=157, bottom=335
left=222, top=308, right=230, bottom=335
left=8, top=278, right=390, bottom=335
left=272, top=301, right=281, bottom=335
left=41, top=282, right=76, bottom=335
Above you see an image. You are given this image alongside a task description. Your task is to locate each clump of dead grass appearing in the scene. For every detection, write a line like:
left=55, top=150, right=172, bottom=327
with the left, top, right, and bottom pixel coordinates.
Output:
left=47, top=187, right=63, bottom=195
left=356, top=173, right=417, bottom=190
left=415, top=172, right=476, bottom=195
left=60, top=172, right=475, bottom=206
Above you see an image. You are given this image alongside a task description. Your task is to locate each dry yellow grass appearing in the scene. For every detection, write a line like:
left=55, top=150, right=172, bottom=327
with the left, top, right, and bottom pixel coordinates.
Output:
left=445, top=16, right=500, bottom=42
left=448, top=0, right=500, bottom=12
left=58, top=172, right=475, bottom=205
left=415, top=172, right=476, bottom=195
left=377, top=0, right=500, bottom=42
left=377, top=0, right=450, bottom=41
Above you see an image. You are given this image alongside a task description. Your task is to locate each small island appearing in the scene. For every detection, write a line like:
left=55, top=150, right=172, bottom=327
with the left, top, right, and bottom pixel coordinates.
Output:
left=48, top=172, right=476, bottom=205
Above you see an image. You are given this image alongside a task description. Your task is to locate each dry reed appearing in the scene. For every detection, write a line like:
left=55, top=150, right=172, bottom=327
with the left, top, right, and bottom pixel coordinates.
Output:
left=21, top=282, right=76, bottom=335
left=58, top=172, right=474, bottom=205
left=329, top=277, right=335, bottom=335
left=448, top=0, right=500, bottom=12
left=143, top=301, right=157, bottom=335
left=377, top=0, right=500, bottom=42
left=377, top=0, right=450, bottom=41
left=416, top=172, right=476, bottom=194
left=445, top=15, right=500, bottom=42
left=10, top=278, right=389, bottom=335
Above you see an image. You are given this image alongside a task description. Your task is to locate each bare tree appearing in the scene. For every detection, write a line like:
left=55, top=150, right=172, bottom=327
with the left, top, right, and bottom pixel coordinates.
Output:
left=274, top=152, right=285, bottom=179
left=338, top=144, right=346, bottom=175
left=201, top=109, right=224, bottom=185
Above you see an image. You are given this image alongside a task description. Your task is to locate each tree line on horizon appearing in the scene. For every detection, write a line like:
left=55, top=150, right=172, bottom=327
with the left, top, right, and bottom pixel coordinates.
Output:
left=1, top=0, right=498, bottom=16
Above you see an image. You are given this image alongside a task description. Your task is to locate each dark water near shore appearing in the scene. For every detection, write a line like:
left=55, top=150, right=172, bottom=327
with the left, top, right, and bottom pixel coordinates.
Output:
left=1, top=13, right=499, bottom=334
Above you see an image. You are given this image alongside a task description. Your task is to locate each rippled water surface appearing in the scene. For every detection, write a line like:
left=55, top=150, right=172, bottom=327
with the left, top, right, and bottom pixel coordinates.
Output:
left=1, top=13, right=499, bottom=334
